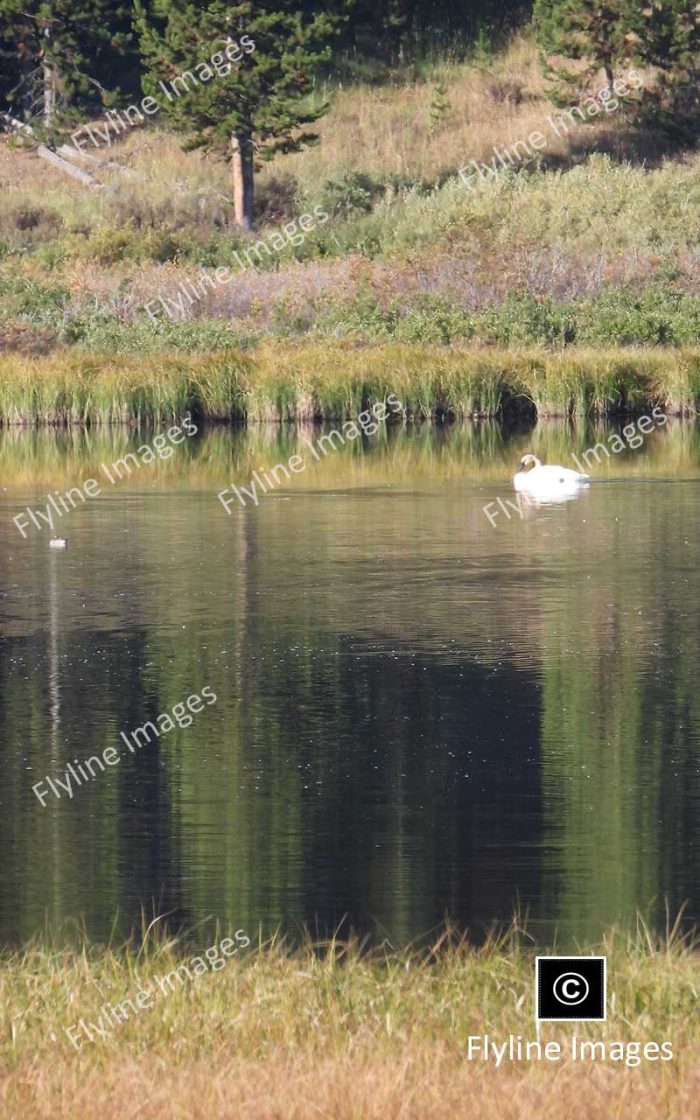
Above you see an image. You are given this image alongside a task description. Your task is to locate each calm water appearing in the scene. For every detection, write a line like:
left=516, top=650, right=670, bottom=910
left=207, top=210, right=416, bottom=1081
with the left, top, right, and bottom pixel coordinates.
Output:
left=1, top=420, right=699, bottom=947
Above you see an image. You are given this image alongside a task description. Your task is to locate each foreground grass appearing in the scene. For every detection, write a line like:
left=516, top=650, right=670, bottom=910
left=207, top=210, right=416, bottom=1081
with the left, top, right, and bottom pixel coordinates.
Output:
left=0, top=922, right=697, bottom=1119
left=1, top=344, right=699, bottom=424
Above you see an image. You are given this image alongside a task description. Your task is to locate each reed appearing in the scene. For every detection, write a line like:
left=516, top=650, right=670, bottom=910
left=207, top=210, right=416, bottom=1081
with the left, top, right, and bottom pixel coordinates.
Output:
left=0, top=917, right=697, bottom=1119
left=0, top=345, right=698, bottom=425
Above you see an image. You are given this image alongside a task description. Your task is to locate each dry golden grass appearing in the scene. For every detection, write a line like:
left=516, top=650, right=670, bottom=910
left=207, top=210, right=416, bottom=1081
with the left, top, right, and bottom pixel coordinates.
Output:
left=7, top=1054, right=699, bottom=1119
left=279, top=34, right=559, bottom=185
left=87, top=35, right=648, bottom=190
left=1, top=922, right=698, bottom=1119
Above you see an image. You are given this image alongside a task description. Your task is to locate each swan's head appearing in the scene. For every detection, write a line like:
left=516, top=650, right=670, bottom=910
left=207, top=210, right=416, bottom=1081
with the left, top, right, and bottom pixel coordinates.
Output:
left=518, top=454, right=541, bottom=472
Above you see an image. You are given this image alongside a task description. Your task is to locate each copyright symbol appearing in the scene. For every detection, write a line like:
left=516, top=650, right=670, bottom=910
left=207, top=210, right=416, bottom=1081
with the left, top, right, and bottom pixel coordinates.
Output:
left=552, top=972, right=589, bottom=1006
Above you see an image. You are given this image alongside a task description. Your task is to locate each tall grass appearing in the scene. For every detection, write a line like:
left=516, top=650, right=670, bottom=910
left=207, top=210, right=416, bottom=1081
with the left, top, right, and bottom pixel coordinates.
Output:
left=0, top=345, right=698, bottom=425
left=0, top=917, right=697, bottom=1118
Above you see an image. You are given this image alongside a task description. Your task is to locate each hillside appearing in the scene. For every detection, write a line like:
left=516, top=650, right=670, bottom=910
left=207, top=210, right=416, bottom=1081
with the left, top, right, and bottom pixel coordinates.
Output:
left=1, top=34, right=699, bottom=417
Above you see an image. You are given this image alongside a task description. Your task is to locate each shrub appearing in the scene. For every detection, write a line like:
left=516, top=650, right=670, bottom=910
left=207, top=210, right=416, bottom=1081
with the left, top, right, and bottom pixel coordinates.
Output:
left=320, top=171, right=388, bottom=216
left=12, top=205, right=63, bottom=232
left=478, top=292, right=577, bottom=346
left=0, top=202, right=65, bottom=253
left=54, top=311, right=249, bottom=353
left=254, top=174, right=299, bottom=224
left=487, top=76, right=524, bottom=105
left=579, top=285, right=700, bottom=347
left=0, top=274, right=70, bottom=321
left=84, top=225, right=143, bottom=265
left=307, top=285, right=700, bottom=348
left=312, top=289, right=401, bottom=339
left=393, top=295, right=475, bottom=343
left=0, top=315, right=58, bottom=354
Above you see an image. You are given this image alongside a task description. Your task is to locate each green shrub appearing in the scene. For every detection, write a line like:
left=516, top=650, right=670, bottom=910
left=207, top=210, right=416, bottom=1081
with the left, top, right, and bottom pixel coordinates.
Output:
left=578, top=285, right=700, bottom=347
left=309, top=285, right=700, bottom=348
left=83, top=225, right=144, bottom=265
left=320, top=170, right=387, bottom=216
left=393, top=295, right=475, bottom=343
left=57, top=313, right=251, bottom=354
left=0, top=274, right=70, bottom=322
left=32, top=239, right=71, bottom=270
left=0, top=203, right=65, bottom=256
left=478, top=292, right=577, bottom=346
left=313, top=290, right=401, bottom=339
left=79, top=224, right=197, bottom=265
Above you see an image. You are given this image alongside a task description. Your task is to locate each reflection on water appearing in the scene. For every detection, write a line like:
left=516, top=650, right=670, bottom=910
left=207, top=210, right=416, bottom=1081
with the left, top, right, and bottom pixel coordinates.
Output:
left=0, top=420, right=699, bottom=947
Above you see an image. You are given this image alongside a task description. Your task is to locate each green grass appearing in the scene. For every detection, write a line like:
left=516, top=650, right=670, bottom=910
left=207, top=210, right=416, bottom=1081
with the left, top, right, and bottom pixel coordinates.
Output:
left=0, top=344, right=698, bottom=424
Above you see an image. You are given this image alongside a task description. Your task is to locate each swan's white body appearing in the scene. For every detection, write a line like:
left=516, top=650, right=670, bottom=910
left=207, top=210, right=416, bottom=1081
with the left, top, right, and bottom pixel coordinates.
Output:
left=513, top=454, right=589, bottom=498
left=49, top=537, right=67, bottom=549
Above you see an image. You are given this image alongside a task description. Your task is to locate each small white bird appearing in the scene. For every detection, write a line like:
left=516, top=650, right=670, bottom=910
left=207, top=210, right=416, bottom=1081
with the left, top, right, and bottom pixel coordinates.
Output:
left=49, top=537, right=67, bottom=550
left=513, top=454, right=589, bottom=498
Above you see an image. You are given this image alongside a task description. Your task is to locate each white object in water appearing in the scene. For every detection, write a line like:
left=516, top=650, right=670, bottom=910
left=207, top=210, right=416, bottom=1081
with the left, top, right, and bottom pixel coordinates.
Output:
left=513, top=453, right=589, bottom=498
left=49, top=537, right=67, bottom=549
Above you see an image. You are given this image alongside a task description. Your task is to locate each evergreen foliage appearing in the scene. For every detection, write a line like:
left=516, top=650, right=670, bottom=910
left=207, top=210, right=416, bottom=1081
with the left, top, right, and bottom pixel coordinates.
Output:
left=0, top=0, right=135, bottom=136
left=135, top=1, right=341, bottom=225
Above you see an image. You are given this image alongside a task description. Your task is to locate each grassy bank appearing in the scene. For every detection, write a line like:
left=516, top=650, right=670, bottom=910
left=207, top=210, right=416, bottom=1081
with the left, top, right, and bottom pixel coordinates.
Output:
left=1, top=922, right=697, bottom=1119
left=1, top=344, right=699, bottom=425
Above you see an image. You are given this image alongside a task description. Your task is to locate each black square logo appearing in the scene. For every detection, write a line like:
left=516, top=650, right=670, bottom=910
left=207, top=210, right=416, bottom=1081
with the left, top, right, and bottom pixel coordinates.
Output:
left=536, top=957, right=606, bottom=1021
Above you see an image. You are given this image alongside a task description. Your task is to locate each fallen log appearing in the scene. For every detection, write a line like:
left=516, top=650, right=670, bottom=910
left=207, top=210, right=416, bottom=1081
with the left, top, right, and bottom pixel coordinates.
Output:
left=2, top=111, right=231, bottom=204
left=0, top=112, right=102, bottom=189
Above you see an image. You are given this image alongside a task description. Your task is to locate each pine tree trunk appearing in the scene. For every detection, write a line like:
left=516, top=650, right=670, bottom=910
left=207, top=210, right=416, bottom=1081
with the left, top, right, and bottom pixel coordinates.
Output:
left=19, top=55, right=33, bottom=121
left=231, top=133, right=254, bottom=230
left=43, top=26, right=56, bottom=125
left=43, top=61, right=56, bottom=124
left=603, top=63, right=614, bottom=95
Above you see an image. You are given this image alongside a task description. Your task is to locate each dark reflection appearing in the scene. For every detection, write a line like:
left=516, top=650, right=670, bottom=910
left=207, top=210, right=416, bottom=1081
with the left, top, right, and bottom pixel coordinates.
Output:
left=0, top=420, right=699, bottom=947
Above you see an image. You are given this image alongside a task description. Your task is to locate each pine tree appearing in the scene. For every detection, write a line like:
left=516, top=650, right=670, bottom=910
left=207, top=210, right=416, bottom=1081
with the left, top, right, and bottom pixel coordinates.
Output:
left=533, top=0, right=700, bottom=138
left=428, top=81, right=451, bottom=130
left=533, top=0, right=636, bottom=98
left=0, top=1, right=134, bottom=137
left=135, top=1, right=343, bottom=229
left=631, top=1, right=700, bottom=141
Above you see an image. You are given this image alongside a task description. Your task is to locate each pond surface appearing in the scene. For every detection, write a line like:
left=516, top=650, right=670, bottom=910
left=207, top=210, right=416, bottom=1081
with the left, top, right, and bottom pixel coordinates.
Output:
left=1, top=420, right=699, bottom=947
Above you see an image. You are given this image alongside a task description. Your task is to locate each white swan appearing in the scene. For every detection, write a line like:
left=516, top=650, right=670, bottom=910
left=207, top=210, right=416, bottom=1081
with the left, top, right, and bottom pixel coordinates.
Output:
left=49, top=537, right=67, bottom=550
left=513, top=454, right=589, bottom=498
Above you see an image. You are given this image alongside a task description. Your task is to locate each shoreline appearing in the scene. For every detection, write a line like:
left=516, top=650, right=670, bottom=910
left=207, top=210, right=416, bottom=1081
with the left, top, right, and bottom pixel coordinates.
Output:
left=0, top=344, right=699, bottom=426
